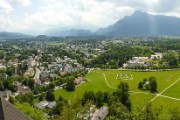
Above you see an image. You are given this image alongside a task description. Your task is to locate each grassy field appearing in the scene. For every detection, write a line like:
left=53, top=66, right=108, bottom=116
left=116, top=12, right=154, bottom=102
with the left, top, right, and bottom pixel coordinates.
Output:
left=54, top=70, right=180, bottom=116
left=46, top=42, right=65, bottom=46
left=54, top=71, right=114, bottom=100
left=163, top=80, right=180, bottom=99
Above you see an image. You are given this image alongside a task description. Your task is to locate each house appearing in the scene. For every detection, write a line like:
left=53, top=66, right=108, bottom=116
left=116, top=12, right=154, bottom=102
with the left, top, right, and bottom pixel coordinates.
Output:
left=91, top=107, right=109, bottom=120
left=74, top=77, right=83, bottom=85
left=17, top=85, right=31, bottom=94
left=151, top=53, right=163, bottom=60
left=59, top=72, right=67, bottom=77
left=13, top=81, right=21, bottom=91
left=40, top=71, right=49, bottom=82
left=35, top=79, right=41, bottom=85
left=34, top=101, right=56, bottom=110
left=12, top=81, right=21, bottom=87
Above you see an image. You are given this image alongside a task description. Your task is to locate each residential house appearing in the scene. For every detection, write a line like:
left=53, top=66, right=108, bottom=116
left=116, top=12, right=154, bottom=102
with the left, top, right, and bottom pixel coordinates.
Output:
left=34, top=101, right=56, bottom=110
left=74, top=77, right=83, bottom=85
left=91, top=107, right=109, bottom=120
left=17, top=85, right=31, bottom=94
left=35, top=79, right=41, bottom=85
left=40, top=71, right=49, bottom=82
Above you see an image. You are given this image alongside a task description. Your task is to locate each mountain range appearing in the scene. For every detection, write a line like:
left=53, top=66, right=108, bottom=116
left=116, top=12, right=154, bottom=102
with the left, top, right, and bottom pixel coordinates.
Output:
left=1, top=11, right=180, bottom=39
left=96, top=11, right=180, bottom=36
left=0, top=32, right=32, bottom=40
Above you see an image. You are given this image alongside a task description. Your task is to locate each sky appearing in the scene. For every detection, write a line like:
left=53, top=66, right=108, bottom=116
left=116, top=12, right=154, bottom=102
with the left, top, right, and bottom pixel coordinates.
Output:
left=0, top=0, right=180, bottom=35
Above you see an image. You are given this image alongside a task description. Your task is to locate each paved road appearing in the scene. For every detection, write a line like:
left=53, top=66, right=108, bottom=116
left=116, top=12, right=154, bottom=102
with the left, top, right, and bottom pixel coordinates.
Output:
left=34, top=67, right=41, bottom=80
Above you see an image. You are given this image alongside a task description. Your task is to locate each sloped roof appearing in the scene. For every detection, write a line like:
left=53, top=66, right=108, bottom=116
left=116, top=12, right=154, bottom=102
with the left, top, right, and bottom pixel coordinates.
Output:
left=0, top=97, right=32, bottom=120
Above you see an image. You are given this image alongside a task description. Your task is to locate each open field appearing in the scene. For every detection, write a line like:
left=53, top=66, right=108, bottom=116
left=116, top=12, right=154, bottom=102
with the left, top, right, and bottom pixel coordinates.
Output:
left=54, top=70, right=180, bottom=116
left=46, top=42, right=65, bottom=46
left=163, top=80, right=180, bottom=99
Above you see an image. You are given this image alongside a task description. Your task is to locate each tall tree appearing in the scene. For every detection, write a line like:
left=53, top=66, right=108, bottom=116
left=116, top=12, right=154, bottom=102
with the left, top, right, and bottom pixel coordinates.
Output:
left=66, top=79, right=75, bottom=91
left=46, top=90, right=55, bottom=101
left=149, top=76, right=157, bottom=93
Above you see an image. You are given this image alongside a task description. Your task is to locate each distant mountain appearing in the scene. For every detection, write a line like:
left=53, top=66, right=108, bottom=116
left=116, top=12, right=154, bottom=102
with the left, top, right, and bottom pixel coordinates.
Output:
left=47, top=29, right=93, bottom=36
left=0, top=32, right=32, bottom=40
left=96, top=11, right=180, bottom=36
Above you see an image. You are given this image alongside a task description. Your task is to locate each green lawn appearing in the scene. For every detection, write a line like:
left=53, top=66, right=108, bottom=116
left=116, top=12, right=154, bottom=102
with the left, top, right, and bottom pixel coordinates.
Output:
left=46, top=42, right=65, bottom=46
left=163, top=79, right=180, bottom=99
left=102, top=70, right=180, bottom=92
left=129, top=93, right=155, bottom=112
left=152, top=96, right=180, bottom=119
left=54, top=70, right=180, bottom=116
left=54, top=71, right=114, bottom=101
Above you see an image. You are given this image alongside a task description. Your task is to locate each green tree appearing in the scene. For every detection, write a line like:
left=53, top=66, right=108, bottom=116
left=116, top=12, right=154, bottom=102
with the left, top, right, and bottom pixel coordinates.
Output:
left=95, top=91, right=104, bottom=107
left=9, top=96, right=15, bottom=104
left=137, top=103, right=161, bottom=120
left=116, top=82, right=131, bottom=111
left=66, top=79, right=75, bottom=91
left=16, top=102, right=46, bottom=120
left=169, top=108, right=180, bottom=120
left=138, top=82, right=143, bottom=89
left=82, top=91, right=95, bottom=105
left=149, top=76, right=157, bottom=93
left=46, top=90, right=55, bottom=101
left=108, top=101, right=131, bottom=119
left=28, top=79, right=34, bottom=90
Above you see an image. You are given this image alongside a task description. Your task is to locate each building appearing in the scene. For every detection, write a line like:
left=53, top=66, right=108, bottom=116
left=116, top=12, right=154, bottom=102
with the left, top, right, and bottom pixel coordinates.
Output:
left=34, top=101, right=56, bottom=110
left=151, top=53, right=163, bottom=60
left=124, top=57, right=152, bottom=68
left=0, top=96, right=32, bottom=120
left=17, top=85, right=31, bottom=94
left=91, top=107, right=108, bottom=120
left=74, top=77, right=83, bottom=85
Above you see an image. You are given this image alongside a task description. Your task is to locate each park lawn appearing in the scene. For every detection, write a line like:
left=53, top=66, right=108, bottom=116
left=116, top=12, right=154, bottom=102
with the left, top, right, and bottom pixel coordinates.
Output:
left=54, top=71, right=114, bottom=101
left=102, top=70, right=180, bottom=92
left=152, top=96, right=180, bottom=119
left=163, top=79, right=180, bottom=99
left=54, top=70, right=180, bottom=114
left=46, top=42, right=65, bottom=46
left=129, top=93, right=155, bottom=112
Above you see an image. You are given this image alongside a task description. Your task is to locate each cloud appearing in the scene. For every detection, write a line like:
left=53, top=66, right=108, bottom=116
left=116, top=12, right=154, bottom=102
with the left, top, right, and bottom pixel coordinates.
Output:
left=0, top=0, right=180, bottom=35
left=0, top=0, right=13, bottom=13
left=17, top=0, right=31, bottom=7
left=23, top=0, right=134, bottom=32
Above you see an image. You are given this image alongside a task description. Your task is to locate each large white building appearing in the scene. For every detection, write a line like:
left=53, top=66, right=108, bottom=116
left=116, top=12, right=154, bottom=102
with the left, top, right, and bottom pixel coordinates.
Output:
left=151, top=53, right=163, bottom=60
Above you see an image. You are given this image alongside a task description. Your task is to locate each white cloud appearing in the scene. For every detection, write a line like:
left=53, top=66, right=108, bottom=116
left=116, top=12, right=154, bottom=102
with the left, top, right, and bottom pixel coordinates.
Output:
left=17, top=0, right=31, bottom=7
left=0, top=0, right=13, bottom=13
left=0, top=0, right=180, bottom=34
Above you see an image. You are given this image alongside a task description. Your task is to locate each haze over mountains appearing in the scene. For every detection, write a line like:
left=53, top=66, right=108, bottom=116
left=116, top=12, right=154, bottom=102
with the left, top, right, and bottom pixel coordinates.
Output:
left=96, top=11, right=180, bottom=36
left=1, top=11, right=180, bottom=39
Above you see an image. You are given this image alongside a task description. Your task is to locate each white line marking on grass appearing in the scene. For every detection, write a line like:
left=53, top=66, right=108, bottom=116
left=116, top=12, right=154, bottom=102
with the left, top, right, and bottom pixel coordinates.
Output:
left=129, top=91, right=154, bottom=95
left=160, top=95, right=180, bottom=101
left=102, top=73, right=117, bottom=90
left=138, top=77, right=180, bottom=115
left=159, top=78, right=180, bottom=95
left=88, top=69, right=92, bottom=74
